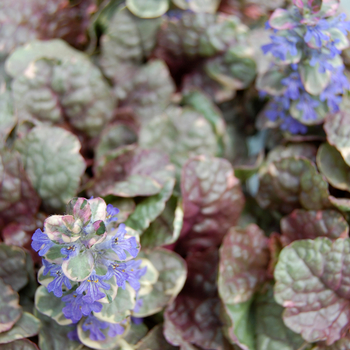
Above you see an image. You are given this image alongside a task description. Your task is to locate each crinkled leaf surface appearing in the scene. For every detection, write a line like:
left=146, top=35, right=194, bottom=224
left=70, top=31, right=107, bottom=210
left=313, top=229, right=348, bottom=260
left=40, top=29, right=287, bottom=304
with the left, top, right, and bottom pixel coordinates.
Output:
left=218, top=224, right=269, bottom=304
left=115, top=60, right=175, bottom=126
left=0, top=150, right=41, bottom=230
left=317, top=143, right=350, bottom=192
left=324, top=99, right=350, bottom=167
left=135, top=324, right=177, bottom=350
left=280, top=209, right=349, bottom=246
left=15, top=125, right=86, bottom=210
left=92, top=146, right=175, bottom=198
left=164, top=249, right=228, bottom=350
left=35, top=285, right=72, bottom=326
left=257, top=156, right=330, bottom=214
left=0, top=339, right=39, bottom=350
left=0, top=244, right=28, bottom=292
left=266, top=143, right=317, bottom=164
left=126, top=0, right=169, bottom=18
left=134, top=248, right=187, bottom=317
left=180, top=155, right=245, bottom=241
left=125, top=178, right=175, bottom=234
left=141, top=196, right=183, bottom=249
left=0, top=278, right=22, bottom=333
left=255, top=285, right=304, bottom=350
left=139, top=107, right=217, bottom=177
left=0, top=312, right=40, bottom=344
left=274, top=238, right=350, bottom=345
left=100, top=7, right=161, bottom=79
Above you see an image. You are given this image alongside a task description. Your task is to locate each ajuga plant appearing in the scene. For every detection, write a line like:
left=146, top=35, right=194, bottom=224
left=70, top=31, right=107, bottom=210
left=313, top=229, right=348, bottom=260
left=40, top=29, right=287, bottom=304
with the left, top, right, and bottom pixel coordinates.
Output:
left=257, top=0, right=350, bottom=133
left=32, top=197, right=146, bottom=347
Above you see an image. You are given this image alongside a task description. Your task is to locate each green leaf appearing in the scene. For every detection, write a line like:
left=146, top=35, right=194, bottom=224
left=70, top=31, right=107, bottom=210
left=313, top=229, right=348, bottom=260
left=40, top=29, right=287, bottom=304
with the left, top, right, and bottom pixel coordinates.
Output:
left=126, top=0, right=169, bottom=18
left=135, top=324, right=178, bottom=350
left=34, top=309, right=81, bottom=350
left=44, top=245, right=66, bottom=263
left=15, top=126, right=86, bottom=211
left=0, top=244, right=28, bottom=292
left=0, top=278, right=22, bottom=333
left=35, top=285, right=72, bottom=326
left=274, top=238, right=350, bottom=344
left=257, top=156, right=330, bottom=214
left=290, top=98, right=328, bottom=125
left=299, top=62, right=331, bottom=95
left=125, top=179, right=175, bottom=234
left=77, top=317, right=128, bottom=349
left=61, top=250, right=94, bottom=282
left=223, top=299, right=255, bottom=350
left=256, top=66, right=288, bottom=96
left=94, top=285, right=135, bottom=323
left=269, top=8, right=299, bottom=29
left=255, top=285, right=304, bottom=350
left=0, top=339, right=40, bottom=350
left=182, top=90, right=227, bottom=157
left=0, top=312, right=40, bottom=344
left=66, top=198, right=92, bottom=226
left=329, top=196, right=350, bottom=212
left=134, top=249, right=187, bottom=317
left=139, top=106, right=217, bottom=178
left=172, top=0, right=220, bottom=13
left=141, top=196, right=183, bottom=249
left=0, top=91, right=16, bottom=147
left=324, top=99, right=350, bottom=167
left=123, top=322, right=148, bottom=346
left=218, top=224, right=269, bottom=304
left=99, top=276, right=118, bottom=304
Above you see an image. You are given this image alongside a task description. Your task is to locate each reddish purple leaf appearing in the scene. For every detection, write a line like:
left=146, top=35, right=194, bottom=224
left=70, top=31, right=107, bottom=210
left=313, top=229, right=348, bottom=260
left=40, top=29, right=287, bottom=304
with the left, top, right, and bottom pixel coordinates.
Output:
left=218, top=224, right=269, bottom=304
left=267, top=232, right=283, bottom=279
left=269, top=9, right=299, bottom=30
left=179, top=156, right=245, bottom=250
left=280, top=209, right=349, bottom=246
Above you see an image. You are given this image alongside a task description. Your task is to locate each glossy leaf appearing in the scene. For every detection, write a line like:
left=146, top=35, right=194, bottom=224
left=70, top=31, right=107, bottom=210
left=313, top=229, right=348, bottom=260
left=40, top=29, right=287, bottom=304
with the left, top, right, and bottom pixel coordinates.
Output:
left=126, top=0, right=169, bottom=18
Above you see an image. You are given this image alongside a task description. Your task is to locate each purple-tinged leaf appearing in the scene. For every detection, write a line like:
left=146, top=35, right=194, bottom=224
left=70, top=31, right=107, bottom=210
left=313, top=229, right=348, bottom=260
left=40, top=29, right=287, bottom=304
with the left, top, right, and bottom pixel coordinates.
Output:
left=319, top=0, right=340, bottom=16
left=92, top=146, right=175, bottom=198
left=269, top=9, right=299, bottom=30
left=274, top=237, right=350, bottom=345
left=313, top=334, right=350, bottom=349
left=0, top=244, right=28, bottom=292
left=88, top=197, right=107, bottom=223
left=267, top=233, right=283, bottom=279
left=164, top=249, right=229, bottom=350
left=317, top=143, right=350, bottom=192
left=257, top=156, right=330, bottom=214
left=280, top=209, right=349, bottom=246
left=0, top=150, right=41, bottom=231
left=66, top=198, right=92, bottom=227
left=0, top=312, right=40, bottom=344
left=329, top=196, right=350, bottom=212
left=218, top=224, right=269, bottom=304
left=181, top=155, right=244, bottom=238
left=266, top=143, right=318, bottom=164
left=293, top=0, right=322, bottom=13
left=324, top=101, right=350, bottom=168
left=44, top=215, right=80, bottom=243
left=14, top=126, right=86, bottom=211
left=0, top=278, right=22, bottom=333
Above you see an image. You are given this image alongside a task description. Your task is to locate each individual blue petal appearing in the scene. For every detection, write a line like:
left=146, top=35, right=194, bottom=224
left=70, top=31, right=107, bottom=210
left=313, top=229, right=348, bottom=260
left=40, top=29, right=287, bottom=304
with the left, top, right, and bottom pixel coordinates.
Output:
left=125, top=260, right=147, bottom=291
left=281, top=72, right=303, bottom=100
left=42, top=259, right=57, bottom=276
left=76, top=272, right=110, bottom=303
left=280, top=115, right=308, bottom=134
left=32, top=229, right=55, bottom=256
left=61, top=243, right=81, bottom=261
left=67, top=328, right=79, bottom=342
left=82, top=316, right=108, bottom=341
left=296, top=94, right=320, bottom=121
left=304, top=20, right=330, bottom=47
left=47, top=265, right=72, bottom=298
left=108, top=262, right=128, bottom=289
left=108, top=323, right=125, bottom=337
left=109, top=224, right=139, bottom=260
left=262, top=35, right=300, bottom=61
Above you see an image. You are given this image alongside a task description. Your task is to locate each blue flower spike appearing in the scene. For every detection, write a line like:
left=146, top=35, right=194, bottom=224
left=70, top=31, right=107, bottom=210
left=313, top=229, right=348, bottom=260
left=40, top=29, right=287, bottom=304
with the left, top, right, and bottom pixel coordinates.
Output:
left=32, top=197, right=146, bottom=344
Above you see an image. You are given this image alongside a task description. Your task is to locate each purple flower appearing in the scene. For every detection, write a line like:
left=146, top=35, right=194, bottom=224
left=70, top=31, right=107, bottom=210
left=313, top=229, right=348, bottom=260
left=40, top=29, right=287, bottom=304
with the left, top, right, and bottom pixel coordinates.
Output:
left=61, top=243, right=81, bottom=261
left=76, top=272, right=110, bottom=303
left=82, top=316, right=108, bottom=341
left=62, top=292, right=102, bottom=322
left=281, top=72, right=303, bottom=100
left=304, top=20, right=330, bottom=47
left=105, top=204, right=119, bottom=224
left=108, top=262, right=128, bottom=289
left=43, top=261, right=72, bottom=297
left=31, top=229, right=55, bottom=256
left=296, top=93, right=320, bottom=121
left=125, top=260, right=147, bottom=291
left=329, top=14, right=350, bottom=36
left=262, top=35, right=300, bottom=61
left=309, top=50, right=334, bottom=73
left=109, top=224, right=138, bottom=260
left=67, top=328, right=80, bottom=342
left=280, top=115, right=308, bottom=134
left=108, top=323, right=125, bottom=337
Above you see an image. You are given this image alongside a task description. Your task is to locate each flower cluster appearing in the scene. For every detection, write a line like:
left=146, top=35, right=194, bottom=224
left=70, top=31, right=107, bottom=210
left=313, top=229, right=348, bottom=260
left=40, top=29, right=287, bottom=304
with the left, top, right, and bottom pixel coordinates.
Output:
left=258, top=0, right=350, bottom=134
left=32, top=197, right=146, bottom=344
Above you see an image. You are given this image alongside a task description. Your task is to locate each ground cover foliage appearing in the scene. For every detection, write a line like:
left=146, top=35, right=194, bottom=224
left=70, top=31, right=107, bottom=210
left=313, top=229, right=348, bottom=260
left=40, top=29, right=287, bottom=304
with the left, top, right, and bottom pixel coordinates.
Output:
left=1, top=0, right=350, bottom=349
